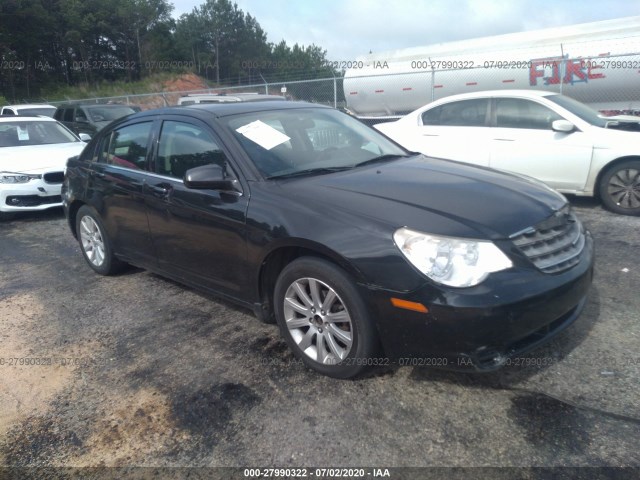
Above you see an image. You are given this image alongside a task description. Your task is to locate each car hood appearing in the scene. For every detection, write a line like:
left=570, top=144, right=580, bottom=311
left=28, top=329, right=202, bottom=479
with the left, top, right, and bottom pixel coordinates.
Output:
left=284, top=155, right=567, bottom=239
left=0, top=142, right=85, bottom=173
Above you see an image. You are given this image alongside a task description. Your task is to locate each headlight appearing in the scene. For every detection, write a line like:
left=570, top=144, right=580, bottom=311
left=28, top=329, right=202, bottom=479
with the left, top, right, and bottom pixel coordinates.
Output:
left=393, top=227, right=513, bottom=287
left=0, top=173, right=40, bottom=184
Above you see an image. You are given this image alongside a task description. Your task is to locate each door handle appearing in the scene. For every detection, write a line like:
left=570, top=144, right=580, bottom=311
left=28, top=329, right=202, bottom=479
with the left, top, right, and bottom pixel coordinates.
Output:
left=148, top=183, right=172, bottom=198
left=90, top=171, right=106, bottom=179
left=493, top=138, right=515, bottom=141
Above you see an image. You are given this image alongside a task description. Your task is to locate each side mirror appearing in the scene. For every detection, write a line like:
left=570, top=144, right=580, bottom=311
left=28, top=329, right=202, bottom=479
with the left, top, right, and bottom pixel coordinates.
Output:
left=552, top=120, right=575, bottom=133
left=79, top=133, right=91, bottom=142
left=184, top=164, right=237, bottom=191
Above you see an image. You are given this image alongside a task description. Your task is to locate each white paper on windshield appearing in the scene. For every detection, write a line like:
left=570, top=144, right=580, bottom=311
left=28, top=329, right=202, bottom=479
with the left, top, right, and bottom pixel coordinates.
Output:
left=17, top=127, right=29, bottom=141
left=236, top=120, right=290, bottom=150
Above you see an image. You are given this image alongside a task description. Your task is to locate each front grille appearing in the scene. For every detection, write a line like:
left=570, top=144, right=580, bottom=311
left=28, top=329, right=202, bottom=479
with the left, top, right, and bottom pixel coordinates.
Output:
left=43, top=171, right=64, bottom=184
left=510, top=206, right=585, bottom=274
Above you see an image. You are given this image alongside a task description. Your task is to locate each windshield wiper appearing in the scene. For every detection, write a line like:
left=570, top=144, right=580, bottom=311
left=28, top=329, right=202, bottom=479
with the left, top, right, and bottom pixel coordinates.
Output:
left=354, top=154, right=411, bottom=168
left=267, top=166, right=353, bottom=180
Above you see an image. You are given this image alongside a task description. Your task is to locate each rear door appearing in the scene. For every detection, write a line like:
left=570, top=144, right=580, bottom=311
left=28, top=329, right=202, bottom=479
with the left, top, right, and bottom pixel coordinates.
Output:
left=88, top=120, right=157, bottom=265
left=144, top=117, right=250, bottom=297
left=489, top=98, right=594, bottom=191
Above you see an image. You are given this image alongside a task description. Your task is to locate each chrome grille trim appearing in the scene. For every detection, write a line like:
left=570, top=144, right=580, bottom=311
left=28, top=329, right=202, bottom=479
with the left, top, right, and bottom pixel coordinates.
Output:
left=511, top=207, right=585, bottom=274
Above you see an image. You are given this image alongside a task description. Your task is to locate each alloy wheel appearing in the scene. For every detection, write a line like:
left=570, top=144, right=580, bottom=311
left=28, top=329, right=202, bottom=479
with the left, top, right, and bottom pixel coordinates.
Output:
left=79, top=215, right=106, bottom=267
left=283, top=277, right=353, bottom=365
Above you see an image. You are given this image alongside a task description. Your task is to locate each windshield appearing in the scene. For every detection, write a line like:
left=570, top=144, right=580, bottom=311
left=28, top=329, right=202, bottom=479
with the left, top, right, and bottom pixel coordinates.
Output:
left=87, top=106, right=136, bottom=122
left=17, top=107, right=56, bottom=117
left=224, top=108, right=408, bottom=178
left=0, top=120, right=79, bottom=147
left=546, top=94, right=608, bottom=128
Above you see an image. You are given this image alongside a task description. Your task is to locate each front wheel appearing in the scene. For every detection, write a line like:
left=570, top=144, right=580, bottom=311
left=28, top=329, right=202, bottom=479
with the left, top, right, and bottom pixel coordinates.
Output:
left=274, top=257, right=378, bottom=379
left=598, top=160, right=640, bottom=216
left=76, top=205, right=126, bottom=275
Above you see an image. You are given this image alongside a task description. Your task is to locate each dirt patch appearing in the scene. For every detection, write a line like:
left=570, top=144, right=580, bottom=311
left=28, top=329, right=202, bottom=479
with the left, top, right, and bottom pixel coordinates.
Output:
left=0, top=294, right=73, bottom=439
left=136, top=73, right=213, bottom=110
left=70, top=387, right=181, bottom=467
left=162, top=73, right=209, bottom=93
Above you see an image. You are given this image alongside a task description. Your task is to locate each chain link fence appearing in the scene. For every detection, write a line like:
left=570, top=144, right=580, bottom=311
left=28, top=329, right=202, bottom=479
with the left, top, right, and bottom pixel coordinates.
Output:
left=42, top=76, right=345, bottom=112
left=39, top=41, right=640, bottom=120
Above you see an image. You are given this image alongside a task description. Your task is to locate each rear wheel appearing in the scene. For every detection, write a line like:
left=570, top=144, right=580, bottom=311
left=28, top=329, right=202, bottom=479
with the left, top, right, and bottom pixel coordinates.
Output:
left=76, top=205, right=126, bottom=275
left=599, top=160, right=640, bottom=215
left=274, top=257, right=378, bottom=379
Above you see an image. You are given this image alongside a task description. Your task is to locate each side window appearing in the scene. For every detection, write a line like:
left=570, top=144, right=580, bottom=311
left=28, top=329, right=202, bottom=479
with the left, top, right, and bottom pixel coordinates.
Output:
left=421, top=105, right=443, bottom=125
left=495, top=99, right=562, bottom=130
left=75, top=109, right=87, bottom=121
left=3, top=108, right=15, bottom=116
left=104, top=122, right=152, bottom=170
left=422, top=99, right=488, bottom=127
left=96, top=132, right=112, bottom=163
left=63, top=108, right=74, bottom=122
left=53, top=109, right=63, bottom=121
left=155, top=121, right=231, bottom=179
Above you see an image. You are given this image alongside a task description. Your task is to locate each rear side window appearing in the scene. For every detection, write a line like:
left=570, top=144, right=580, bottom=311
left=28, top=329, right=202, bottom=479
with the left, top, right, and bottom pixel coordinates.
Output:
left=422, top=99, right=489, bottom=127
left=99, top=122, right=152, bottom=170
left=155, top=120, right=230, bottom=179
left=63, top=108, right=74, bottom=122
left=2, top=108, right=16, bottom=115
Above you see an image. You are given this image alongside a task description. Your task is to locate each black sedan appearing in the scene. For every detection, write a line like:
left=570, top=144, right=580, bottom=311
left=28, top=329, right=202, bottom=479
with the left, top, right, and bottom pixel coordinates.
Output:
left=62, top=101, right=594, bottom=378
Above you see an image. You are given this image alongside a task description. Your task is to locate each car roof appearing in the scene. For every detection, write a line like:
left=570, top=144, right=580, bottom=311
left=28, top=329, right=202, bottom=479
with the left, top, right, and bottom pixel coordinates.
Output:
left=2, top=104, right=56, bottom=109
left=179, top=93, right=283, bottom=101
left=55, top=103, right=137, bottom=108
left=0, top=115, right=57, bottom=123
left=429, top=89, right=558, bottom=104
left=124, top=101, right=329, bottom=121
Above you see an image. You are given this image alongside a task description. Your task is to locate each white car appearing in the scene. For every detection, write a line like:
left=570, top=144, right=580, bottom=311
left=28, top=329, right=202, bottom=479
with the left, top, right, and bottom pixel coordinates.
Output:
left=0, top=116, right=87, bottom=219
left=1, top=104, right=57, bottom=117
left=375, top=90, right=640, bottom=215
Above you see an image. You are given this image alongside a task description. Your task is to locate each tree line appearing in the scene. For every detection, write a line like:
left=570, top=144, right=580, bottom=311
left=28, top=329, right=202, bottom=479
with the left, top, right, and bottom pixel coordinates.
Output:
left=0, top=0, right=338, bottom=101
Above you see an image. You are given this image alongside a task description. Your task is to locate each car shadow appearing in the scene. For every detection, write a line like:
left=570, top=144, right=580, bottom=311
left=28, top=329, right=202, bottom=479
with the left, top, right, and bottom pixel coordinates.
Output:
left=145, top=271, right=256, bottom=317
left=1, top=207, right=65, bottom=223
left=567, top=195, right=601, bottom=211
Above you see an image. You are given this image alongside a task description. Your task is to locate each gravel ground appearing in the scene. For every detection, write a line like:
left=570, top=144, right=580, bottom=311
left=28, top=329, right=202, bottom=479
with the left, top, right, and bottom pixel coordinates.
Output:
left=0, top=198, right=638, bottom=477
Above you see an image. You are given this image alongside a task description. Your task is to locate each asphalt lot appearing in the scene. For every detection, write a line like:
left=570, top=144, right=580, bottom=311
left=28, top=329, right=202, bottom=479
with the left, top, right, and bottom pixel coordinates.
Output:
left=0, top=198, right=639, bottom=475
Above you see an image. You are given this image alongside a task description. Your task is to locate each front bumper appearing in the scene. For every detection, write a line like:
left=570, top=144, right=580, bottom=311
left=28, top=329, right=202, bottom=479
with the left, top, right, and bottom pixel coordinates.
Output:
left=365, top=232, right=594, bottom=371
left=0, top=178, right=63, bottom=213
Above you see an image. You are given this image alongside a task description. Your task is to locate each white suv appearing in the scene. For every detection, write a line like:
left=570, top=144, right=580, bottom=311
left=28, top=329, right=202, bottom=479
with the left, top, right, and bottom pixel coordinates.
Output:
left=375, top=90, right=640, bottom=215
left=1, top=104, right=56, bottom=117
left=177, top=93, right=284, bottom=105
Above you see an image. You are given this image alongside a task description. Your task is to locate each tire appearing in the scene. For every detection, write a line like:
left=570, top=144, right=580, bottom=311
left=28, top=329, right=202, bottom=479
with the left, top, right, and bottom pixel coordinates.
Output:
left=75, top=205, right=126, bottom=275
left=274, top=257, right=378, bottom=379
left=598, top=160, right=640, bottom=216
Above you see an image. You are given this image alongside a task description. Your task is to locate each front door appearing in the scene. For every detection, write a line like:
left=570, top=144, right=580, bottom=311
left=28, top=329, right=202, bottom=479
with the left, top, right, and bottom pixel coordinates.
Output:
left=489, top=98, right=594, bottom=191
left=144, top=118, right=250, bottom=297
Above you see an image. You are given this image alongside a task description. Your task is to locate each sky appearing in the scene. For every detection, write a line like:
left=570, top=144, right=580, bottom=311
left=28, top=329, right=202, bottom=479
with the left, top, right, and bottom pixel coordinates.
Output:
left=169, top=0, right=640, bottom=60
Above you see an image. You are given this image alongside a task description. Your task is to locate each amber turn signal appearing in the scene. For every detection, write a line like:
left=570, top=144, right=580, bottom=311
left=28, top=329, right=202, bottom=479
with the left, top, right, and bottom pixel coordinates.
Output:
left=390, top=298, right=429, bottom=313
